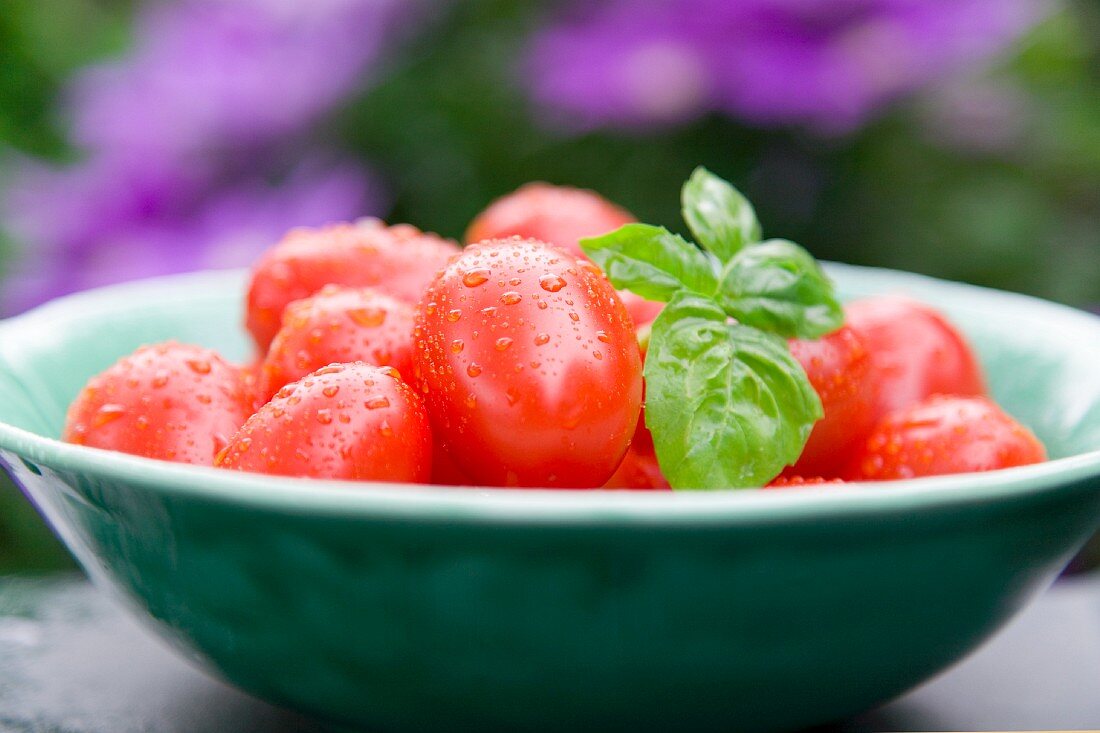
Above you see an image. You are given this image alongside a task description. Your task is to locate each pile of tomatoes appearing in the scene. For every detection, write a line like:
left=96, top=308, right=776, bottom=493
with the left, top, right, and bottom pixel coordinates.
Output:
left=63, top=183, right=1046, bottom=489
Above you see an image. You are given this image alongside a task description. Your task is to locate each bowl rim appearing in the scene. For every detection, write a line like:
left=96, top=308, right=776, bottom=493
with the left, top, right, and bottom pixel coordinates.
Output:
left=2, top=265, right=1100, bottom=526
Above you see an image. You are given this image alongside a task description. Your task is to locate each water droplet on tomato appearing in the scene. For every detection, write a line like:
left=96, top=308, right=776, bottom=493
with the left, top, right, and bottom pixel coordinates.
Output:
left=365, top=395, right=391, bottom=409
left=316, top=409, right=334, bottom=425
left=323, top=385, right=340, bottom=398
left=596, top=330, right=611, bottom=343
left=379, top=420, right=394, bottom=437
left=467, top=363, right=483, bottom=377
left=534, top=333, right=550, bottom=346
left=447, top=309, right=462, bottom=323
left=93, top=404, right=127, bottom=427
left=186, top=359, right=211, bottom=375
left=348, top=308, right=386, bottom=327
left=152, top=370, right=169, bottom=388
left=463, top=268, right=491, bottom=287
left=495, top=337, right=513, bottom=351
left=568, top=312, right=580, bottom=322
left=500, top=291, right=522, bottom=305
left=451, top=339, right=464, bottom=354
left=465, top=394, right=477, bottom=409
left=539, top=274, right=566, bottom=292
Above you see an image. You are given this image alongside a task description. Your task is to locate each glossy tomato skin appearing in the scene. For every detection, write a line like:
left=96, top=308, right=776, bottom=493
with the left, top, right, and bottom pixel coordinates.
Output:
left=259, top=285, right=416, bottom=403
left=848, top=395, right=1046, bottom=481
left=466, top=183, right=634, bottom=259
left=784, top=325, right=877, bottom=478
left=246, top=219, right=458, bottom=352
left=415, top=239, right=643, bottom=488
left=217, top=363, right=431, bottom=482
left=466, top=183, right=662, bottom=328
left=602, top=417, right=670, bottom=491
left=63, top=342, right=250, bottom=464
left=845, top=296, right=985, bottom=423
left=765, top=476, right=846, bottom=489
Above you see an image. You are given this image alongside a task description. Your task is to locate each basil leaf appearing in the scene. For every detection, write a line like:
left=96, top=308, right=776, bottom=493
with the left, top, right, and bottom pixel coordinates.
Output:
left=716, top=239, right=844, bottom=340
left=681, top=167, right=761, bottom=262
left=645, top=292, right=823, bottom=489
left=579, top=223, right=718, bottom=302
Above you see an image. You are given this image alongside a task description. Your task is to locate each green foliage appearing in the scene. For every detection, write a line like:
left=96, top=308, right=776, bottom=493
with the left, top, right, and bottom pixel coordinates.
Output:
left=583, top=170, right=839, bottom=488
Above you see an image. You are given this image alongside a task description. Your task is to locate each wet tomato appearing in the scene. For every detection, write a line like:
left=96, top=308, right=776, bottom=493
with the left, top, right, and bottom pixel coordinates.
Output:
left=465, top=183, right=662, bottom=328
left=845, top=296, right=985, bottom=424
left=849, top=395, right=1046, bottom=480
left=260, top=285, right=416, bottom=403
left=784, top=324, right=876, bottom=478
left=466, top=183, right=634, bottom=259
left=765, top=476, right=846, bottom=489
left=414, top=238, right=643, bottom=488
left=63, top=342, right=250, bottom=464
left=602, top=418, right=670, bottom=490
left=216, top=362, right=431, bottom=482
left=246, top=219, right=458, bottom=352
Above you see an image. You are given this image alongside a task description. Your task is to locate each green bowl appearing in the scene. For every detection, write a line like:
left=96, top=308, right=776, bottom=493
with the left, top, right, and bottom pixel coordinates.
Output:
left=2, top=265, right=1100, bottom=732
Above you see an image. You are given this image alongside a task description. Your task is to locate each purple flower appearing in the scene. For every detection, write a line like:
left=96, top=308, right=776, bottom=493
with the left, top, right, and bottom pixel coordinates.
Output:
left=2, top=159, right=381, bottom=314
left=1, top=0, right=417, bottom=315
left=527, top=0, right=1048, bottom=132
left=70, top=0, right=404, bottom=159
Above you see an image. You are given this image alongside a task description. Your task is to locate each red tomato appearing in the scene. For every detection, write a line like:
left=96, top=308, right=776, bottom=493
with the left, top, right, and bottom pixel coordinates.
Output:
left=259, top=285, right=416, bottom=403
left=765, top=476, right=846, bottom=489
left=63, top=342, right=250, bottom=464
left=246, top=219, right=459, bottom=352
left=845, top=296, right=985, bottom=423
left=465, top=183, right=662, bottom=328
left=216, top=363, right=431, bottom=482
left=466, top=183, right=635, bottom=259
left=784, top=325, right=876, bottom=478
left=602, top=419, right=670, bottom=491
left=848, top=395, right=1046, bottom=480
left=430, top=446, right=473, bottom=486
left=414, top=239, right=643, bottom=488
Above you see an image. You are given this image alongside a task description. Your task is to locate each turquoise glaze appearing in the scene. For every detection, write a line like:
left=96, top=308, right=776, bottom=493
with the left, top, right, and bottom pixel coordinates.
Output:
left=1, top=265, right=1100, bottom=732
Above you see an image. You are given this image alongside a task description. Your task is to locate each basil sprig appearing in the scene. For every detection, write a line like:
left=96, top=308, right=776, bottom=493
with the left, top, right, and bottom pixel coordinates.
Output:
left=581, top=167, right=843, bottom=489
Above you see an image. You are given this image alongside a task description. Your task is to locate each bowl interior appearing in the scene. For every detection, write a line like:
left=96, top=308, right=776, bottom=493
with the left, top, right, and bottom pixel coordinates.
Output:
left=2, top=264, right=1100, bottom=465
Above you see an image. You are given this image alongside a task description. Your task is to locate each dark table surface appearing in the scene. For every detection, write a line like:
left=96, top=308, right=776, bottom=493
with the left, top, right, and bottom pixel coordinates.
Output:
left=2, top=574, right=1099, bottom=733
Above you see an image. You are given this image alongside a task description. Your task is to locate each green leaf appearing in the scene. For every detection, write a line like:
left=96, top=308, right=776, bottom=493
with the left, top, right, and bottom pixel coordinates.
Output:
left=645, top=292, right=823, bottom=489
left=579, top=223, right=719, bottom=303
left=716, top=239, right=844, bottom=340
left=681, top=167, right=762, bottom=262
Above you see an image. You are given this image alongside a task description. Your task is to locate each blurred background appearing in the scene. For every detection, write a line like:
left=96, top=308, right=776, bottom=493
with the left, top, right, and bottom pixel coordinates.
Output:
left=1, top=0, right=1098, bottom=571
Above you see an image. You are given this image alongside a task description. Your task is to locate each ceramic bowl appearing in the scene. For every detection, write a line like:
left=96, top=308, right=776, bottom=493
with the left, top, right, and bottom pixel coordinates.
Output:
left=2, top=264, right=1100, bottom=733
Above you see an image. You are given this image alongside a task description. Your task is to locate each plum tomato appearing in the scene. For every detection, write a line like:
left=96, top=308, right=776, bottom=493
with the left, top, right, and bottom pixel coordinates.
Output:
left=63, top=342, right=250, bottom=464
left=845, top=296, right=985, bottom=423
left=216, top=362, right=432, bottom=482
left=465, top=183, right=662, bottom=328
left=259, top=285, right=416, bottom=403
left=783, top=325, right=876, bottom=478
left=602, top=416, right=670, bottom=490
left=414, top=238, right=643, bottom=488
left=765, top=476, right=846, bottom=489
left=246, top=219, right=459, bottom=352
left=848, top=395, right=1046, bottom=480
left=465, top=183, right=634, bottom=259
